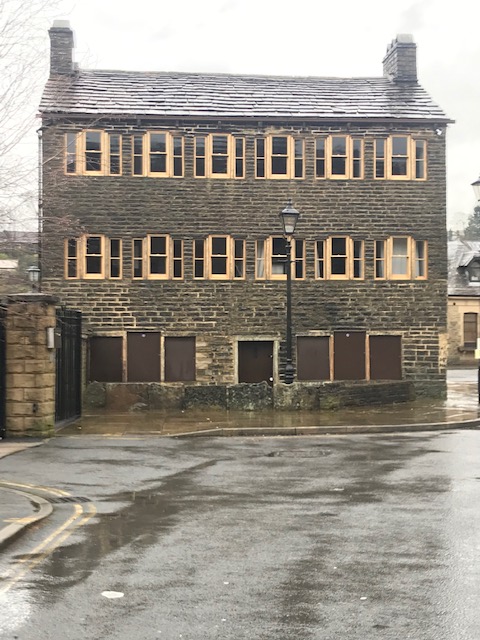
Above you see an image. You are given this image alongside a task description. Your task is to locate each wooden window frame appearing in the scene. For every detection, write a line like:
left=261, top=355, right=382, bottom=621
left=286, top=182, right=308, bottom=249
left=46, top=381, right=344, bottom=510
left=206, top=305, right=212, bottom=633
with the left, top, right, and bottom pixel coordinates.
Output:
left=65, top=131, right=123, bottom=176
left=65, top=235, right=110, bottom=280
left=326, top=135, right=364, bottom=180
left=131, top=132, right=184, bottom=178
left=131, top=236, right=184, bottom=280
left=193, top=236, right=245, bottom=280
left=315, top=240, right=325, bottom=279
left=374, top=136, right=427, bottom=181
left=374, top=237, right=428, bottom=280
left=325, top=237, right=364, bottom=280
left=255, top=135, right=304, bottom=180
left=194, top=134, right=245, bottom=179
left=463, top=313, right=478, bottom=350
left=254, top=237, right=304, bottom=280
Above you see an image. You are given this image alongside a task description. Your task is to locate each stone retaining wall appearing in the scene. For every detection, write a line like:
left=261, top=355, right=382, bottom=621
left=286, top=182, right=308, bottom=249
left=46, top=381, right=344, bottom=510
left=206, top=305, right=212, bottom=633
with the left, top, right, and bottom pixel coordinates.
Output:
left=84, top=380, right=417, bottom=412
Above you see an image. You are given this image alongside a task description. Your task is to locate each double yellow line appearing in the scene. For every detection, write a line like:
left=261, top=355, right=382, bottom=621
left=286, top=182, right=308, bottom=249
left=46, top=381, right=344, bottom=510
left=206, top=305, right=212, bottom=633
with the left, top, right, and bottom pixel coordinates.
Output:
left=0, top=481, right=97, bottom=595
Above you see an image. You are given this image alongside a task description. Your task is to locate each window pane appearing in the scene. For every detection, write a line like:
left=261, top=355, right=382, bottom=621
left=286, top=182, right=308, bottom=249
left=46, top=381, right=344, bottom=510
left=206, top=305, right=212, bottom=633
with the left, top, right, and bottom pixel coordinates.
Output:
left=151, top=236, right=166, bottom=254
left=110, top=239, right=120, bottom=257
left=234, top=240, right=244, bottom=258
left=86, top=256, right=102, bottom=273
left=212, top=237, right=227, bottom=254
left=109, top=134, right=120, bottom=154
left=272, top=136, right=287, bottom=155
left=272, top=237, right=286, bottom=254
left=331, top=237, right=346, bottom=254
left=256, top=159, right=265, bottom=178
left=331, top=157, right=346, bottom=175
left=110, top=262, right=120, bottom=278
left=67, top=261, right=77, bottom=278
left=67, top=239, right=77, bottom=258
left=392, top=137, right=408, bottom=155
left=196, top=158, right=205, bottom=176
left=173, top=137, right=183, bottom=155
left=212, top=156, right=228, bottom=174
left=134, top=136, right=143, bottom=155
left=392, top=257, right=408, bottom=274
left=256, top=240, right=265, bottom=278
left=211, top=257, right=227, bottom=274
left=151, top=155, right=166, bottom=173
left=392, top=159, right=407, bottom=176
left=150, top=257, right=166, bottom=274
left=86, top=153, right=101, bottom=172
left=236, top=159, right=244, bottom=177
left=272, top=157, right=287, bottom=174
left=87, top=237, right=101, bottom=254
left=331, top=257, right=346, bottom=275
left=196, top=137, right=205, bottom=154
left=134, top=156, right=143, bottom=175
left=110, top=156, right=120, bottom=174
left=150, top=134, right=166, bottom=153
left=86, top=131, right=101, bottom=151
left=332, top=136, right=346, bottom=154
left=174, top=157, right=183, bottom=176
left=212, top=135, right=228, bottom=154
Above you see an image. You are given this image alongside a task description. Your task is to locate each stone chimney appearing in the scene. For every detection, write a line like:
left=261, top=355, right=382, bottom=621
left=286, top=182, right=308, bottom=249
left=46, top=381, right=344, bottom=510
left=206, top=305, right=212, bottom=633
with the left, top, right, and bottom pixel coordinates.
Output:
left=383, top=34, right=417, bottom=83
left=48, top=20, right=74, bottom=76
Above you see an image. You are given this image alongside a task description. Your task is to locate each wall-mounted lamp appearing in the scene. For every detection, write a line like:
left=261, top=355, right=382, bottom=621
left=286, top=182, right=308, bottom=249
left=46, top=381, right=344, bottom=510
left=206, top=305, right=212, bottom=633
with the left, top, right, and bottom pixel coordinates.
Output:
left=26, top=265, right=41, bottom=292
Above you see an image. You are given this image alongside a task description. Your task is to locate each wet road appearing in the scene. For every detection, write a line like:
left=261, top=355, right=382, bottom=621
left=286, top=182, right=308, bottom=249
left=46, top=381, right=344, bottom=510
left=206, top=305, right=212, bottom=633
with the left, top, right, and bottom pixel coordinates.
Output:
left=1, top=430, right=480, bottom=639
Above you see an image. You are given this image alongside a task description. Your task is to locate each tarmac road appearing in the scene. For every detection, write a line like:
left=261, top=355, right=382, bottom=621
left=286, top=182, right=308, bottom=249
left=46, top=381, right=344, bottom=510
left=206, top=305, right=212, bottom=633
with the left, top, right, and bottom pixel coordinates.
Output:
left=1, top=430, right=480, bottom=639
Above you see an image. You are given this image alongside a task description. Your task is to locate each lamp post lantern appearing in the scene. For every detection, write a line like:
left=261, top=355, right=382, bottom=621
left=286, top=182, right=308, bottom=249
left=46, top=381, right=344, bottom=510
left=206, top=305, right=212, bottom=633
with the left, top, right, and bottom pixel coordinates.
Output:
left=279, top=200, right=300, bottom=384
left=26, top=265, right=40, bottom=292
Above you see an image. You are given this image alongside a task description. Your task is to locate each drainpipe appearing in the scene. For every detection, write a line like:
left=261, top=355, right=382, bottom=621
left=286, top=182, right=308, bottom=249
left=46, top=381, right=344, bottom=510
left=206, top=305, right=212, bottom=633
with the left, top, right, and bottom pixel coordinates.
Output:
left=36, top=127, right=43, bottom=293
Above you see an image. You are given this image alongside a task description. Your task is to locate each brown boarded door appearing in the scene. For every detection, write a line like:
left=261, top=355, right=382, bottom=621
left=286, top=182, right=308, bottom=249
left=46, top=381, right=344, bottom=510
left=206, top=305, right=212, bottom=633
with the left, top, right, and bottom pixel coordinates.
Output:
left=370, top=335, right=402, bottom=380
left=238, top=341, right=273, bottom=385
left=297, top=337, right=330, bottom=381
left=127, top=332, right=160, bottom=382
left=334, top=331, right=366, bottom=380
left=165, top=337, right=196, bottom=382
left=89, top=336, right=123, bottom=382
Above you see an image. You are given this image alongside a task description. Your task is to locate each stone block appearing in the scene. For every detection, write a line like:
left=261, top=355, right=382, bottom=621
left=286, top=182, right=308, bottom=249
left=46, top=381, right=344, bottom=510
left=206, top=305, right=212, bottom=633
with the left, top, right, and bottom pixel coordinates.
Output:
left=105, top=383, right=149, bottom=411
left=227, top=383, right=273, bottom=410
left=274, top=384, right=320, bottom=410
left=148, top=384, right=184, bottom=409
left=83, top=381, right=107, bottom=408
left=184, top=385, right=228, bottom=409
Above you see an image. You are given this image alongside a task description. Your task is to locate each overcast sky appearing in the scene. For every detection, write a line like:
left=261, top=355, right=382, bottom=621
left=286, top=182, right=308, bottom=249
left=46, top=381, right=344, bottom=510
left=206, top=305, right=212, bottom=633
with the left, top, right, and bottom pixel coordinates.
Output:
left=52, top=0, right=480, bottom=228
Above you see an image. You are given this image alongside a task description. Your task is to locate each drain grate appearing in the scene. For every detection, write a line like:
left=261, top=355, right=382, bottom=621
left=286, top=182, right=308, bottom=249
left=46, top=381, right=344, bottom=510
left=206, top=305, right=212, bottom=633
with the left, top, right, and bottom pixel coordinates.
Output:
left=47, top=496, right=92, bottom=504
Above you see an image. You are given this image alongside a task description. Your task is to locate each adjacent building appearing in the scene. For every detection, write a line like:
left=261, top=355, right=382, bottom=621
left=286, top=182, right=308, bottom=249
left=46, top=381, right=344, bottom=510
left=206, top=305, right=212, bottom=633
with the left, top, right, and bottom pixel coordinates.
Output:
left=448, top=239, right=480, bottom=366
left=39, top=22, right=452, bottom=403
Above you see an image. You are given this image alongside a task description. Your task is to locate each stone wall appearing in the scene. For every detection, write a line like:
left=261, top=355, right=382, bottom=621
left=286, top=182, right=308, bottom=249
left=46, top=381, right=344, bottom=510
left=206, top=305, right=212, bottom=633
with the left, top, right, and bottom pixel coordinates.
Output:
left=448, top=296, right=480, bottom=366
left=84, top=380, right=415, bottom=412
left=3, top=295, right=57, bottom=437
left=41, top=118, right=448, bottom=397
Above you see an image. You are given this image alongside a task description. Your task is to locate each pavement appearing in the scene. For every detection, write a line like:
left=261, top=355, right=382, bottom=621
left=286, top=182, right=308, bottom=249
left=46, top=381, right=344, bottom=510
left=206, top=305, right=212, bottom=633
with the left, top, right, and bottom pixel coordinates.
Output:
left=0, top=367, right=479, bottom=550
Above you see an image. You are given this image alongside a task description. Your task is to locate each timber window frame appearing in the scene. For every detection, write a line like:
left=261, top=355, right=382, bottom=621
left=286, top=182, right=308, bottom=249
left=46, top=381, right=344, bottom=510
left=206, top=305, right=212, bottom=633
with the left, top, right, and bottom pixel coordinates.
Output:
left=131, top=235, right=184, bottom=280
left=374, top=136, right=427, bottom=180
left=315, top=135, right=364, bottom=179
left=64, top=235, right=123, bottom=279
left=131, top=132, right=184, bottom=177
left=255, top=135, right=305, bottom=179
left=194, top=134, right=245, bottom=179
left=64, top=131, right=123, bottom=176
left=315, top=237, right=364, bottom=280
left=254, top=237, right=305, bottom=280
left=463, top=313, right=478, bottom=350
left=193, top=236, right=246, bottom=280
left=374, top=237, right=428, bottom=280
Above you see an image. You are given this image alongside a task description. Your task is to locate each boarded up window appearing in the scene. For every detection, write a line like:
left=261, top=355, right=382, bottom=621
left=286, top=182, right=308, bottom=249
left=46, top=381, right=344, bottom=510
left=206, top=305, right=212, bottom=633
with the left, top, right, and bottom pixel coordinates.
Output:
left=238, top=341, right=273, bottom=385
left=464, top=313, right=477, bottom=349
left=297, top=337, right=330, bottom=381
left=369, top=335, right=402, bottom=380
left=127, top=332, right=160, bottom=382
left=164, top=337, right=196, bottom=382
left=89, top=337, right=123, bottom=382
left=333, top=331, right=366, bottom=380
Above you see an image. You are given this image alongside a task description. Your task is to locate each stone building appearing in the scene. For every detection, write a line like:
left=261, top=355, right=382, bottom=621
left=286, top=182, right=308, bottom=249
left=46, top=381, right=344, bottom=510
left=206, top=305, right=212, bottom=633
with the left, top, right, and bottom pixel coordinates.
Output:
left=38, top=22, right=452, bottom=406
left=448, top=239, right=480, bottom=366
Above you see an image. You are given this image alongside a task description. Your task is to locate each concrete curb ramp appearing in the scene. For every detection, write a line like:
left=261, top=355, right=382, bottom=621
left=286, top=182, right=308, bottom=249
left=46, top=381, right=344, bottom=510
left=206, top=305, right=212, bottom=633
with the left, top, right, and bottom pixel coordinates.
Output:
left=171, top=416, right=480, bottom=438
left=0, top=487, right=53, bottom=550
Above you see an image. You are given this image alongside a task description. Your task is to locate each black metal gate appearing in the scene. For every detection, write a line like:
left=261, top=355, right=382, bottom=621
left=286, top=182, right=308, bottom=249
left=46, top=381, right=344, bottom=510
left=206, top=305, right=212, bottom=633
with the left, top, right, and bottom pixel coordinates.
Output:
left=0, top=309, right=6, bottom=439
left=55, top=308, right=82, bottom=424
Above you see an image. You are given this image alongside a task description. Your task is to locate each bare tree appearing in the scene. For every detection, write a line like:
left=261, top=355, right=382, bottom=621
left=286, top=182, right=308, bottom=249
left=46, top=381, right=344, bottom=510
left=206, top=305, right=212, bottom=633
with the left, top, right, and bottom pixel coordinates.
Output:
left=0, top=0, right=60, bottom=233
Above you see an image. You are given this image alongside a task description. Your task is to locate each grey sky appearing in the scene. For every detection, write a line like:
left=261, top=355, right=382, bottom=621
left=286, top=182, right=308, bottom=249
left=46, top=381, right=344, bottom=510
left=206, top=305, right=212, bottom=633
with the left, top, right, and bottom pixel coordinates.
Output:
left=54, top=0, right=480, bottom=228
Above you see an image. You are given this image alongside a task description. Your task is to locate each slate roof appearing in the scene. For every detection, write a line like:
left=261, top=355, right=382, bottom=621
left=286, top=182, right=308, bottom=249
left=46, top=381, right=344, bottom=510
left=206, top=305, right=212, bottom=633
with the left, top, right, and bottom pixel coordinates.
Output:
left=39, top=70, right=451, bottom=122
left=448, top=240, right=480, bottom=296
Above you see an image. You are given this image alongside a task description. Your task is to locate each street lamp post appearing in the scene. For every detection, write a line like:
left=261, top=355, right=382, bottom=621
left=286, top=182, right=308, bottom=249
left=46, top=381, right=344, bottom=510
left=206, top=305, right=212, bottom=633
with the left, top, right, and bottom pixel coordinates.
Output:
left=279, top=200, right=300, bottom=384
left=471, top=176, right=480, bottom=402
